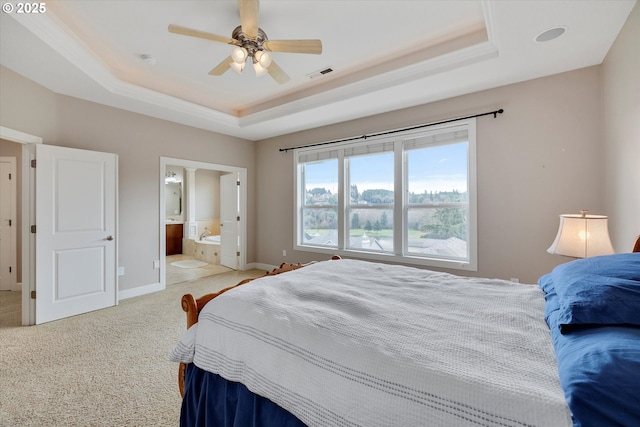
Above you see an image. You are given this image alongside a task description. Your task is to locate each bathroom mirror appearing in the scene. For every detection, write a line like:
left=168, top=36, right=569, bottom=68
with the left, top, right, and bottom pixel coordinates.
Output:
left=165, top=182, right=182, bottom=215
left=165, top=166, right=183, bottom=217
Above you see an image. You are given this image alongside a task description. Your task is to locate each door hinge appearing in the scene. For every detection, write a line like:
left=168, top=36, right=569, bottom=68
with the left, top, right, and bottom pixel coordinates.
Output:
left=8, top=219, right=11, bottom=227
left=236, top=180, right=240, bottom=186
left=8, top=173, right=11, bottom=180
left=31, top=159, right=36, bottom=168
left=236, top=251, right=240, bottom=256
left=9, top=266, right=11, bottom=273
left=31, top=291, right=36, bottom=299
left=31, top=225, right=36, bottom=233
left=236, top=216, right=240, bottom=221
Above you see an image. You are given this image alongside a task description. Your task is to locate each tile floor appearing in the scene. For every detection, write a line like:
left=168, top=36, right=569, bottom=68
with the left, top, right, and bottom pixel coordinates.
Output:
left=166, top=254, right=233, bottom=285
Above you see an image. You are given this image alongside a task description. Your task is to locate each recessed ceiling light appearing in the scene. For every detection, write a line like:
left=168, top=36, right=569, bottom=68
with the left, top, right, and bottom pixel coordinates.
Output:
left=535, top=26, right=567, bottom=43
left=140, top=54, right=157, bottom=65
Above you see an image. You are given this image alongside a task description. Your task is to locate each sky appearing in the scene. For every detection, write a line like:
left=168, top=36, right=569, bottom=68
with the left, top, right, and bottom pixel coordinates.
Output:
left=305, top=142, right=468, bottom=194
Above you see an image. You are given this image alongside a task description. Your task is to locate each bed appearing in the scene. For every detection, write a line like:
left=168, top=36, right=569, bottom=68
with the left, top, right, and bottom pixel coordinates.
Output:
left=171, top=238, right=640, bottom=426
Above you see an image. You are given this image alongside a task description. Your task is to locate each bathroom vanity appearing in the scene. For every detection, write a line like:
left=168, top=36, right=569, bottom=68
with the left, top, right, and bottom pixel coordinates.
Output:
left=166, top=223, right=184, bottom=256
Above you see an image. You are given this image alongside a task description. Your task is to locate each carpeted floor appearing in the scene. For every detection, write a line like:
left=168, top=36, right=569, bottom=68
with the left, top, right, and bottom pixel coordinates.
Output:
left=0, top=269, right=264, bottom=426
left=0, top=290, right=21, bottom=327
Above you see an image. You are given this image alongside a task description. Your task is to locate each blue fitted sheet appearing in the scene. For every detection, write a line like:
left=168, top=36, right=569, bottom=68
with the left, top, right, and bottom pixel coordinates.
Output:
left=539, top=255, right=640, bottom=426
left=181, top=363, right=307, bottom=427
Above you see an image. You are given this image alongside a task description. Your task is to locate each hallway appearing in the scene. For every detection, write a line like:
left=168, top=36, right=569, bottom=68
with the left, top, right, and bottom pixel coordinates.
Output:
left=0, top=290, right=20, bottom=327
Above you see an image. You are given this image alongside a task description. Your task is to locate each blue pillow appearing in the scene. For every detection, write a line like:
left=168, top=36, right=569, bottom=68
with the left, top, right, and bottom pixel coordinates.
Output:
left=539, top=253, right=640, bottom=333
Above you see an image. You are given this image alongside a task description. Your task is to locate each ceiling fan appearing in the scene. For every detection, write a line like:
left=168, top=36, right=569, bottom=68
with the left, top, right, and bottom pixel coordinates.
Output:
left=168, top=0, right=322, bottom=84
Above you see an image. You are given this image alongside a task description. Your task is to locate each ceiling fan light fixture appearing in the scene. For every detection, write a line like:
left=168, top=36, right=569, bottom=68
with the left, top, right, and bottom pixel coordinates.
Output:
left=255, top=50, right=272, bottom=68
left=230, top=61, right=245, bottom=75
left=231, top=46, right=248, bottom=64
left=253, top=61, right=269, bottom=77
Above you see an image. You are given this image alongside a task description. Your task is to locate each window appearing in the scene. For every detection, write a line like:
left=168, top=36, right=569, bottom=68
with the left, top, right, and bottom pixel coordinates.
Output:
left=295, top=119, right=476, bottom=270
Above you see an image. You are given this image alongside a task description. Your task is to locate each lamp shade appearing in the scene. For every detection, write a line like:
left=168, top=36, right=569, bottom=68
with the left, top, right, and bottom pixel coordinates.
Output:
left=547, top=212, right=614, bottom=258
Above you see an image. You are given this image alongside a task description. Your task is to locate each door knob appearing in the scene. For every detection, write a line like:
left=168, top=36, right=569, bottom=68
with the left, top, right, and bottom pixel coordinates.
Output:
left=105, top=235, right=114, bottom=241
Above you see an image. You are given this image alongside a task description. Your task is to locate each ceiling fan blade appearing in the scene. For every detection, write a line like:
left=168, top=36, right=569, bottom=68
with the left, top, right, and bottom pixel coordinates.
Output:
left=263, top=39, right=322, bottom=55
left=238, top=0, right=259, bottom=40
left=267, top=60, right=290, bottom=85
left=168, top=24, right=239, bottom=45
left=208, top=56, right=234, bottom=76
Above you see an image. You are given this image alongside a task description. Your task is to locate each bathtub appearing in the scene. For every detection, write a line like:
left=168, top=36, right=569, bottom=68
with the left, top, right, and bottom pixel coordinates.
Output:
left=182, top=237, right=220, bottom=264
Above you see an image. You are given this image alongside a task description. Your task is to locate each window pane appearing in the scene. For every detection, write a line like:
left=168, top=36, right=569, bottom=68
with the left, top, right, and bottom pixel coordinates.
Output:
left=348, top=152, right=394, bottom=251
left=407, top=142, right=467, bottom=196
left=304, top=159, right=338, bottom=205
left=348, top=209, right=393, bottom=252
left=301, top=159, right=338, bottom=247
left=406, top=207, right=468, bottom=259
left=348, top=152, right=394, bottom=204
left=302, top=208, right=338, bottom=247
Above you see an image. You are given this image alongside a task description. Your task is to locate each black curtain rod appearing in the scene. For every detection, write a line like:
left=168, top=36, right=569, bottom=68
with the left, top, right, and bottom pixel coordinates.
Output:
left=279, top=108, right=504, bottom=152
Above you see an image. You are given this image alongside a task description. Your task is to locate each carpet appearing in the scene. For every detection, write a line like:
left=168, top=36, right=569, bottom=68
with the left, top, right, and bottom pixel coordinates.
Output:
left=0, top=268, right=265, bottom=426
left=170, top=260, right=209, bottom=269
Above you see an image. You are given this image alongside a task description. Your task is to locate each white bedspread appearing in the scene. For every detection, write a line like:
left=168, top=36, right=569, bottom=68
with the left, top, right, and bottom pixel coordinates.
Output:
left=172, top=259, right=571, bottom=426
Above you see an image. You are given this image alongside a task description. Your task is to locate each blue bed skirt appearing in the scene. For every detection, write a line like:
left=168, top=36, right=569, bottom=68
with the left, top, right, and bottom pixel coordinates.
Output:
left=181, top=364, right=308, bottom=427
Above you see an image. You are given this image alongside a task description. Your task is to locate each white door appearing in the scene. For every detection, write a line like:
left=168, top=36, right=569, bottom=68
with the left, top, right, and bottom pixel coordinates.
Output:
left=35, top=145, right=118, bottom=324
left=220, top=173, right=239, bottom=270
left=0, top=157, right=17, bottom=291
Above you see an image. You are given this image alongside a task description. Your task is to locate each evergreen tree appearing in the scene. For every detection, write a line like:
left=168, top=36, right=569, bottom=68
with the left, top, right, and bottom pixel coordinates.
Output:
left=351, top=213, right=361, bottom=229
left=350, top=184, right=359, bottom=203
left=380, top=212, right=388, bottom=229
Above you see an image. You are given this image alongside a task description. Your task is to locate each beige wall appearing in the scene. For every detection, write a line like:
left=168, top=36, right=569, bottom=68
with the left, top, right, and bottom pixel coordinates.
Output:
left=0, top=65, right=257, bottom=292
left=602, top=2, right=640, bottom=252
left=1, top=3, right=637, bottom=291
left=195, top=169, right=221, bottom=220
left=256, top=66, right=606, bottom=284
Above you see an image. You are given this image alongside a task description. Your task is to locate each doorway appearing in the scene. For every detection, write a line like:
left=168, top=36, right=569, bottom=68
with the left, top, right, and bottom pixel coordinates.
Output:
left=0, top=148, right=19, bottom=327
left=0, top=127, right=38, bottom=325
left=159, top=157, right=247, bottom=289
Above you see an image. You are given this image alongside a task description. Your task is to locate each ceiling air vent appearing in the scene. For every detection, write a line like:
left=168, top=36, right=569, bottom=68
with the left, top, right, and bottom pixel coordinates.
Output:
left=307, top=67, right=334, bottom=79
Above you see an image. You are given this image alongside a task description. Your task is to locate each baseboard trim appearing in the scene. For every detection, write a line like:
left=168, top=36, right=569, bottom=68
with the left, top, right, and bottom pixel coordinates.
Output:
left=118, top=282, right=163, bottom=301
left=252, top=263, right=277, bottom=272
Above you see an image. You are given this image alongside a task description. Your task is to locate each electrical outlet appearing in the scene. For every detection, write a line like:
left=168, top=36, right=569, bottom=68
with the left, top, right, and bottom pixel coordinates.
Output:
left=282, top=249, right=286, bottom=257
left=153, top=260, right=160, bottom=269
left=117, top=266, right=125, bottom=276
